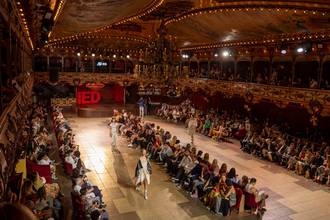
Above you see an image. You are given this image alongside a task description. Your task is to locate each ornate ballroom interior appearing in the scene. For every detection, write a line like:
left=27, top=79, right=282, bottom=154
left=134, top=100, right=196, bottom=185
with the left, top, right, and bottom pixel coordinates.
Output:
left=0, top=0, right=330, bottom=220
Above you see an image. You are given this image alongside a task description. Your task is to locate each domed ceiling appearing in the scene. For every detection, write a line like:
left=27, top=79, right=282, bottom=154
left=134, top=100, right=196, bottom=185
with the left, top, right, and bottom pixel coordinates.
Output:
left=43, top=0, right=330, bottom=51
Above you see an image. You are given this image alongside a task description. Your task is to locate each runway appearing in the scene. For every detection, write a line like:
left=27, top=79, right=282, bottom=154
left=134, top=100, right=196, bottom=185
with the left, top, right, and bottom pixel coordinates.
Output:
left=67, top=115, right=330, bottom=220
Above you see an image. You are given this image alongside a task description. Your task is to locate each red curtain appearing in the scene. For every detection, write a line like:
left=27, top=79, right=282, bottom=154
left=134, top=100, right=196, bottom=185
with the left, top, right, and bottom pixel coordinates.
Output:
left=111, top=85, right=124, bottom=104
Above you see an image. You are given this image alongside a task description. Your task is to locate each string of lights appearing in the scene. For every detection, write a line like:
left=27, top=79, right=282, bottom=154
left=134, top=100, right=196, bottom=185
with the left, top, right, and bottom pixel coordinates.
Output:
left=44, top=45, right=142, bottom=54
left=47, top=35, right=149, bottom=46
left=48, top=0, right=67, bottom=39
left=15, top=1, right=34, bottom=50
left=164, top=4, right=329, bottom=25
left=180, top=31, right=330, bottom=51
left=54, top=0, right=66, bottom=22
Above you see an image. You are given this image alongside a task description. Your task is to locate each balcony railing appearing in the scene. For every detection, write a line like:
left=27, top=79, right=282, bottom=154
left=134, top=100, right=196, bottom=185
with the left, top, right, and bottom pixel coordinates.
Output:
left=33, top=71, right=330, bottom=116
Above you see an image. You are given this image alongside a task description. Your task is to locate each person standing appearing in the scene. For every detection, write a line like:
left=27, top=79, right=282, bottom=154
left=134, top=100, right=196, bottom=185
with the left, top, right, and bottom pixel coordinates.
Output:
left=187, top=115, right=198, bottom=145
left=147, top=97, right=152, bottom=115
left=135, top=149, right=152, bottom=200
left=137, top=98, right=145, bottom=118
left=109, top=118, right=118, bottom=151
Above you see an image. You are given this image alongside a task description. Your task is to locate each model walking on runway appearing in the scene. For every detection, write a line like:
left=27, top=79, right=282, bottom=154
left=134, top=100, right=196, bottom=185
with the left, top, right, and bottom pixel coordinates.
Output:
left=109, top=118, right=118, bottom=151
left=187, top=115, right=198, bottom=145
left=135, top=149, right=152, bottom=200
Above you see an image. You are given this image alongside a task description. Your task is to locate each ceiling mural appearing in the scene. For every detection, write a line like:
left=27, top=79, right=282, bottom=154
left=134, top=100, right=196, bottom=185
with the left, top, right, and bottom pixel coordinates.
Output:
left=167, top=10, right=330, bottom=47
left=108, top=22, right=157, bottom=38
left=141, top=0, right=196, bottom=20
left=51, top=0, right=155, bottom=38
left=61, top=37, right=147, bottom=50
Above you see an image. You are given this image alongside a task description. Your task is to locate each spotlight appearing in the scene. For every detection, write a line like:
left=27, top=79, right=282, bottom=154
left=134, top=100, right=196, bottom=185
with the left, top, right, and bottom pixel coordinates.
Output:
left=182, top=54, right=188, bottom=59
left=77, top=52, right=81, bottom=57
left=92, top=53, right=95, bottom=57
left=297, top=47, right=304, bottom=53
left=126, top=55, right=130, bottom=59
left=281, top=49, right=287, bottom=54
left=214, top=53, right=218, bottom=57
left=222, top=51, right=229, bottom=57
left=113, top=54, right=116, bottom=58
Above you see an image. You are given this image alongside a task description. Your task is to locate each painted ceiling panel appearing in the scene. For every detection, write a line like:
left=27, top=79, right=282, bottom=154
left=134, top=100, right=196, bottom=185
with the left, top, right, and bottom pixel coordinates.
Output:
left=167, top=10, right=330, bottom=47
left=51, top=0, right=155, bottom=38
left=62, top=37, right=146, bottom=50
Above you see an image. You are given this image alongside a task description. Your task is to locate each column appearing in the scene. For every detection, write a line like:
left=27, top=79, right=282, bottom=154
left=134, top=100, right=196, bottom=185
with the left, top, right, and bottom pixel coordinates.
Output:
left=220, top=59, right=223, bottom=79
left=92, top=56, right=95, bottom=73
left=234, top=56, right=238, bottom=79
left=197, top=61, right=200, bottom=77
left=47, top=55, right=50, bottom=72
left=76, top=58, right=78, bottom=72
left=109, top=57, right=111, bottom=74
left=188, top=60, right=191, bottom=76
left=269, top=55, right=273, bottom=79
left=61, top=56, right=64, bottom=72
left=124, top=59, right=127, bottom=74
left=291, top=56, right=297, bottom=87
left=179, top=61, right=182, bottom=76
left=207, top=60, right=210, bottom=78
left=250, top=56, right=254, bottom=82
left=318, top=55, right=324, bottom=88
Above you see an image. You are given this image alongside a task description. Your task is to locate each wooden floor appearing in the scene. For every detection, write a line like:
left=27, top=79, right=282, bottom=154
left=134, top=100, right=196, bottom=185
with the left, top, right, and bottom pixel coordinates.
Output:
left=66, top=115, right=330, bottom=220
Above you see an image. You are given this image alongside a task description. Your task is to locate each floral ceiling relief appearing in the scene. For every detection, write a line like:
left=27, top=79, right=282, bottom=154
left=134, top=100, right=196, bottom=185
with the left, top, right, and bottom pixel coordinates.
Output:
left=51, top=0, right=155, bottom=38
left=167, top=10, right=330, bottom=47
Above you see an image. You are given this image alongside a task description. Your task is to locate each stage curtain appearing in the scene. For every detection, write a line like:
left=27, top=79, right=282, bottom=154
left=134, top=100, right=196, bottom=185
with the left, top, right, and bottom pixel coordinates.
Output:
left=112, top=85, right=124, bottom=104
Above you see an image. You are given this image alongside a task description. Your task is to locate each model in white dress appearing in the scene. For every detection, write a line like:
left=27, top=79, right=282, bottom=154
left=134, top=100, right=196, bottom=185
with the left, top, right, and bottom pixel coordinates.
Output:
left=135, top=149, right=152, bottom=200
left=187, top=116, right=198, bottom=145
left=109, top=118, right=118, bottom=150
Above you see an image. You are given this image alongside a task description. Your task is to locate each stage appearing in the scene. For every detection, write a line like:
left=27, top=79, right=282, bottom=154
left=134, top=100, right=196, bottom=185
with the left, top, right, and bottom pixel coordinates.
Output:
left=77, top=104, right=138, bottom=117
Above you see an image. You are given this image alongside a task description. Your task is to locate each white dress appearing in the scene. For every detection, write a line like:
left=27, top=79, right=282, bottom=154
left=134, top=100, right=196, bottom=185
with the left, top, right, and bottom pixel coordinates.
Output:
left=136, top=157, right=150, bottom=185
left=110, top=122, right=118, bottom=147
left=187, top=119, right=197, bottom=136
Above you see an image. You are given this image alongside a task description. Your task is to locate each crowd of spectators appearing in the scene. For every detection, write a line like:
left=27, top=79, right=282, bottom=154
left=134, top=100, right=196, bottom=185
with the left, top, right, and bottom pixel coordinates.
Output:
left=53, top=107, right=109, bottom=220
left=156, top=100, right=330, bottom=187
left=109, top=109, right=267, bottom=217
left=18, top=104, right=64, bottom=220
left=241, top=124, right=330, bottom=186
left=187, top=65, right=330, bottom=90
left=156, top=100, right=249, bottom=142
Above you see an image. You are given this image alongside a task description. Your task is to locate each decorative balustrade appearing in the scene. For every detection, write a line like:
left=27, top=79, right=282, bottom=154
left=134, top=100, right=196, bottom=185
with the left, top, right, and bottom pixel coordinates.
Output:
left=33, top=72, right=330, bottom=116
left=34, top=72, right=137, bottom=86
